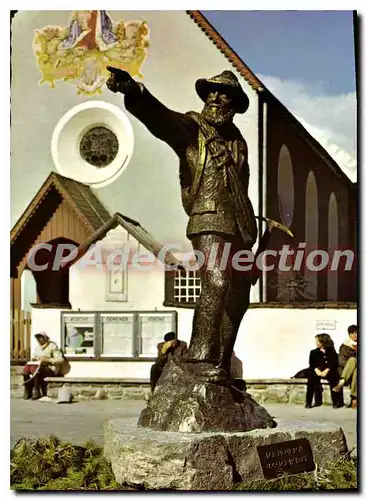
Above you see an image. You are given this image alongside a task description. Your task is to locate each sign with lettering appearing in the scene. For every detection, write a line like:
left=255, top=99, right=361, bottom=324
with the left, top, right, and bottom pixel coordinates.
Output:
left=257, top=439, right=315, bottom=479
left=316, top=320, right=336, bottom=330
left=64, top=315, right=94, bottom=324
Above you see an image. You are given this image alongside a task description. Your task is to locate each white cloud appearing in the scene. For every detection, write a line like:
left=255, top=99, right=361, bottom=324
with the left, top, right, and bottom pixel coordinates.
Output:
left=259, top=74, right=357, bottom=181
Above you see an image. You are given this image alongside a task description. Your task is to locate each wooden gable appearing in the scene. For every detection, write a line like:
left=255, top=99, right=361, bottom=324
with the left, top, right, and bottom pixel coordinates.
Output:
left=11, top=172, right=111, bottom=277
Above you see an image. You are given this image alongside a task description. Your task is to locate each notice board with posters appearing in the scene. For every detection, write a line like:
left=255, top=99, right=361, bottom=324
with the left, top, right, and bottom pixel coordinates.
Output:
left=138, top=312, right=177, bottom=357
left=100, top=313, right=135, bottom=356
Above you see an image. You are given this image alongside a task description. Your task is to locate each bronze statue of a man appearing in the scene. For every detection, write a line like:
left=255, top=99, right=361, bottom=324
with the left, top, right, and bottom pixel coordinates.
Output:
left=107, top=68, right=257, bottom=380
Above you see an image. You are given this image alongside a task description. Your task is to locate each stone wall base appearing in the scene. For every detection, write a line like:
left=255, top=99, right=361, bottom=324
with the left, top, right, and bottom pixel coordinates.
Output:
left=11, top=382, right=151, bottom=401
left=10, top=374, right=351, bottom=405
left=247, top=384, right=351, bottom=406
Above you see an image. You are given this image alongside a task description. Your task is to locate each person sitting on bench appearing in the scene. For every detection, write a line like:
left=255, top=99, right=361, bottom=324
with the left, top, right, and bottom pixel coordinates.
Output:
left=333, top=324, right=357, bottom=409
left=305, top=333, right=343, bottom=409
left=23, top=333, right=68, bottom=400
left=150, top=332, right=187, bottom=392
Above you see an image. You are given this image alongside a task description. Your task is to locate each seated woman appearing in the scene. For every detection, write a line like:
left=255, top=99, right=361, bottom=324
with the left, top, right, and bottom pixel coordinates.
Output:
left=305, top=333, right=344, bottom=409
left=23, top=332, right=69, bottom=400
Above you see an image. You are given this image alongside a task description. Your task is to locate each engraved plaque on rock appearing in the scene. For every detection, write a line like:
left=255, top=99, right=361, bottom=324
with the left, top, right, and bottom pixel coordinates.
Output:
left=257, top=438, right=315, bottom=479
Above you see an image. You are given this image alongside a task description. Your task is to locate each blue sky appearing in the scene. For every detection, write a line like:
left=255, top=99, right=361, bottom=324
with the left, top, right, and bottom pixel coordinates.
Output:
left=202, top=10, right=357, bottom=176
left=203, top=11, right=356, bottom=95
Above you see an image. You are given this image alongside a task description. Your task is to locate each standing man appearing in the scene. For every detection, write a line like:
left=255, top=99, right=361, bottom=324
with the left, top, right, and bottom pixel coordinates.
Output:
left=106, top=68, right=257, bottom=381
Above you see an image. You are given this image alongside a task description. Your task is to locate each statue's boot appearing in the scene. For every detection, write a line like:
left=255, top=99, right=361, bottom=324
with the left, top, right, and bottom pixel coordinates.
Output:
left=201, top=365, right=228, bottom=383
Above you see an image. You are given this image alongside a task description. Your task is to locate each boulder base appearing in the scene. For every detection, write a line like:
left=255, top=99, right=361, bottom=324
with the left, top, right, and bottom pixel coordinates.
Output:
left=138, top=358, right=276, bottom=432
left=104, top=418, right=348, bottom=490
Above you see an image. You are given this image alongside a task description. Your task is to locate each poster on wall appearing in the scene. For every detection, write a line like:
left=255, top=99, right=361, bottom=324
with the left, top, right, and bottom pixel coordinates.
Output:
left=63, top=314, right=95, bottom=356
left=138, top=313, right=176, bottom=357
left=101, top=313, right=134, bottom=356
left=316, top=320, right=337, bottom=331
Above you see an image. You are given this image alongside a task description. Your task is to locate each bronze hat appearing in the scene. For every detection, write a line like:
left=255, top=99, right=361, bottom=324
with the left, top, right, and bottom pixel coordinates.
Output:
left=195, top=70, right=249, bottom=114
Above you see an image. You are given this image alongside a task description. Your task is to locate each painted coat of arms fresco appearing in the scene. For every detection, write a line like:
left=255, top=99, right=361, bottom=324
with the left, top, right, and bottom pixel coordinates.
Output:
left=33, top=10, right=149, bottom=95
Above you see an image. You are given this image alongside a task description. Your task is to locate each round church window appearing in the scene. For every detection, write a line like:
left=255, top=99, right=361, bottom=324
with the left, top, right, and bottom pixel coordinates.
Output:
left=80, top=126, right=119, bottom=168
left=52, top=101, right=134, bottom=188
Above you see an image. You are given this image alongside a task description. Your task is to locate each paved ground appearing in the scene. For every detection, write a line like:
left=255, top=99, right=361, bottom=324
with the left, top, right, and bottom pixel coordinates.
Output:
left=10, top=399, right=357, bottom=450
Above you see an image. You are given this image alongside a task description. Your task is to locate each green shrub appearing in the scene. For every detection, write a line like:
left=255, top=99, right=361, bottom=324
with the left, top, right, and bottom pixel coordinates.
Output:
left=11, top=436, right=124, bottom=491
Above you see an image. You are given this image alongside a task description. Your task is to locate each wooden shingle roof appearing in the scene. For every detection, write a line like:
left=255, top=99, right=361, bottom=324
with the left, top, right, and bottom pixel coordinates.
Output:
left=64, top=212, right=180, bottom=268
left=11, top=172, right=111, bottom=243
left=187, top=10, right=265, bottom=91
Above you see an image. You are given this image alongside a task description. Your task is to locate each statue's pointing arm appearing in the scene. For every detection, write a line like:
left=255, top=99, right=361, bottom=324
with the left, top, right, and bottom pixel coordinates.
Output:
left=106, top=67, right=196, bottom=154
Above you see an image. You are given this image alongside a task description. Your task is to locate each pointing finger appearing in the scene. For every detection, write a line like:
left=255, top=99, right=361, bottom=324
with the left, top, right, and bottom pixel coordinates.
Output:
left=106, top=66, right=120, bottom=74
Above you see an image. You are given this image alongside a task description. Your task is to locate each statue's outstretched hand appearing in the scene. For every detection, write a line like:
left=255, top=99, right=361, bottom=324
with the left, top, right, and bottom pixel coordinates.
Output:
left=106, top=66, right=139, bottom=94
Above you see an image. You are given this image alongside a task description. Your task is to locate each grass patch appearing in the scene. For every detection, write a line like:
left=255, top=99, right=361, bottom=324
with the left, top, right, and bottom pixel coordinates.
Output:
left=11, top=437, right=357, bottom=491
left=11, top=436, right=126, bottom=491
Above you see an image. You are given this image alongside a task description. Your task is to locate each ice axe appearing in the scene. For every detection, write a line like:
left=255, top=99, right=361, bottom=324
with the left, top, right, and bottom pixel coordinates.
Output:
left=251, top=216, right=294, bottom=286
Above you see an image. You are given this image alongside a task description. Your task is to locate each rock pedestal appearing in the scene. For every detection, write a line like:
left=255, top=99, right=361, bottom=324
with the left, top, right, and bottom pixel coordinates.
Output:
left=138, top=358, right=276, bottom=432
left=104, top=419, right=348, bottom=490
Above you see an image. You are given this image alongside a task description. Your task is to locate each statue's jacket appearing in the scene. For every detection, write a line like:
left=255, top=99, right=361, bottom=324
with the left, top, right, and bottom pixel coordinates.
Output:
left=124, top=84, right=257, bottom=247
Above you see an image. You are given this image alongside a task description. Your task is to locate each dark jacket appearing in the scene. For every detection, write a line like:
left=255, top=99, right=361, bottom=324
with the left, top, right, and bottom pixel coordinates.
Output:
left=157, top=341, right=165, bottom=357
left=156, top=340, right=188, bottom=359
left=171, top=340, right=188, bottom=358
left=338, top=340, right=357, bottom=376
left=309, top=347, right=339, bottom=372
left=339, top=343, right=356, bottom=369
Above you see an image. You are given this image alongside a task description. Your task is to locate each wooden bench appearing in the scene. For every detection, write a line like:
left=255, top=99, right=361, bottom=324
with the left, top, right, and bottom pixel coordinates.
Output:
left=42, top=377, right=350, bottom=404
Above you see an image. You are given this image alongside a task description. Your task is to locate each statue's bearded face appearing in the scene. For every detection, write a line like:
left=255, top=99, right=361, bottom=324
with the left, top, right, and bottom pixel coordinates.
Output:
left=201, top=88, right=236, bottom=126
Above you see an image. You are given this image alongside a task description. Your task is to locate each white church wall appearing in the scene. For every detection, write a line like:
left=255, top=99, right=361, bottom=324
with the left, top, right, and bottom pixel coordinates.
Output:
left=235, top=308, right=357, bottom=379
left=70, top=264, right=167, bottom=312
left=69, top=225, right=172, bottom=311
left=30, top=305, right=356, bottom=380
left=174, top=307, right=357, bottom=379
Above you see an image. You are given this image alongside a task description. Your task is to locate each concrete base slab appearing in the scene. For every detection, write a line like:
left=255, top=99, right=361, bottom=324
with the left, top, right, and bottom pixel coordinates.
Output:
left=104, top=418, right=348, bottom=490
